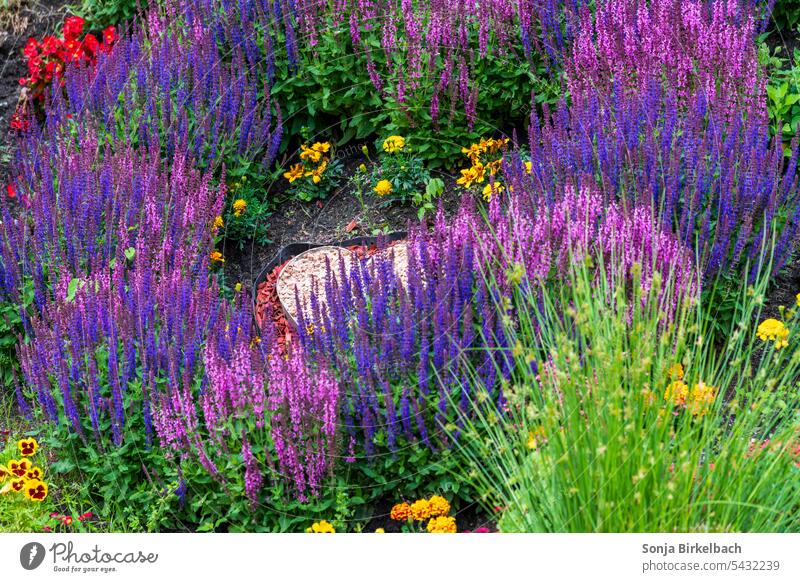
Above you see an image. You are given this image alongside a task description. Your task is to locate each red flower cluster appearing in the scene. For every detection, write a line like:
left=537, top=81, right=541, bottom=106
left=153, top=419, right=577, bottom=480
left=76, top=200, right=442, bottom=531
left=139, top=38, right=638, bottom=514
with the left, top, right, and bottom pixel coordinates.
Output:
left=44, top=511, right=93, bottom=531
left=13, top=16, right=116, bottom=130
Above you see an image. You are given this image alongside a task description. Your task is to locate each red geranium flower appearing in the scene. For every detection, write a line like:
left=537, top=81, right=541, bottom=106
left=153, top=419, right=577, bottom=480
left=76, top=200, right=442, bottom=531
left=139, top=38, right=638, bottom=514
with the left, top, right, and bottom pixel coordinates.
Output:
left=63, top=16, right=85, bottom=41
left=6, top=184, right=17, bottom=198
left=22, top=38, right=39, bottom=59
left=102, top=26, right=116, bottom=46
left=41, top=36, right=63, bottom=57
left=83, top=34, right=99, bottom=57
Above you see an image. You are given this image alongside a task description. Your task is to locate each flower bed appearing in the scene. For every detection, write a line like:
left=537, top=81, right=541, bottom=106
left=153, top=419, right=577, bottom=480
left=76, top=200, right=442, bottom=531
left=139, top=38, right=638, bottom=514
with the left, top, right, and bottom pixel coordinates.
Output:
left=1, top=0, right=800, bottom=536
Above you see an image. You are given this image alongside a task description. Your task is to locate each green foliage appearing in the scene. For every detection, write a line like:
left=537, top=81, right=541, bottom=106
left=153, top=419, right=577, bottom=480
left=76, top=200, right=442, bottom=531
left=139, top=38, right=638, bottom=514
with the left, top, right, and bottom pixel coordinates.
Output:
left=412, top=178, right=445, bottom=219
left=769, top=0, right=800, bottom=32
left=457, top=254, right=800, bottom=532
left=272, top=35, right=383, bottom=152
left=269, top=25, right=559, bottom=172
left=761, top=42, right=800, bottom=150
left=369, top=136, right=431, bottom=204
left=43, top=397, right=183, bottom=532
left=74, top=0, right=139, bottom=30
left=281, top=138, right=344, bottom=203
left=217, top=173, right=272, bottom=251
left=0, top=280, right=34, bottom=405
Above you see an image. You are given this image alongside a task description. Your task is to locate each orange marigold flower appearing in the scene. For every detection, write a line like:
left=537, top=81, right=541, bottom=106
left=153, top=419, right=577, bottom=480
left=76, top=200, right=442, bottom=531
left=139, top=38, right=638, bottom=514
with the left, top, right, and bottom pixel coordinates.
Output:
left=374, top=179, right=393, bottom=197
left=232, top=199, right=247, bottom=217
left=284, top=163, right=305, bottom=183
left=300, top=144, right=323, bottom=163
left=426, top=516, right=457, bottom=533
left=666, top=363, right=684, bottom=381
left=410, top=499, right=432, bottom=521
left=390, top=502, right=411, bottom=521
left=428, top=495, right=450, bottom=517
left=687, top=381, right=716, bottom=417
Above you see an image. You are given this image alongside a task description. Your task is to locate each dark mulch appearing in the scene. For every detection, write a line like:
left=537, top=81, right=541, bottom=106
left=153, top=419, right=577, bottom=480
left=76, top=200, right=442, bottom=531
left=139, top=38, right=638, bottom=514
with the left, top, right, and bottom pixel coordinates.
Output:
left=766, top=24, right=800, bottom=61
left=0, top=0, right=69, bottom=182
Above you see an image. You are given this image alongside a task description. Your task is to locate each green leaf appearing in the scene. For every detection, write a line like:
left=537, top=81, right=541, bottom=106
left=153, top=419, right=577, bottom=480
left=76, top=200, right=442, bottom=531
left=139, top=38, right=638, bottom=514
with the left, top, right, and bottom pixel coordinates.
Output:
left=66, top=278, right=85, bottom=302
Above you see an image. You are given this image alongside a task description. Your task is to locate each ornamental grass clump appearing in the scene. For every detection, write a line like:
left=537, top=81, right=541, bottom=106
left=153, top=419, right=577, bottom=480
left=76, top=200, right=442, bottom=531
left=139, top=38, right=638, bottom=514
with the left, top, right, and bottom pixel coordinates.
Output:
left=456, top=251, right=800, bottom=532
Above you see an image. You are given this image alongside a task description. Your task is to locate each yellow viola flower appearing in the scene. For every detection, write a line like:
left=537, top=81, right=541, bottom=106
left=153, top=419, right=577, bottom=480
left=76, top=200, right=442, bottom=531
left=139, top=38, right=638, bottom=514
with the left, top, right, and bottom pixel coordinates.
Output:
left=25, top=466, right=43, bottom=481
left=410, top=499, right=432, bottom=521
left=382, top=135, right=406, bottom=153
left=796, top=292, right=800, bottom=308
left=374, top=528, right=385, bottom=533
left=284, top=163, right=305, bottom=183
left=8, top=458, right=31, bottom=477
left=210, top=251, right=225, bottom=263
left=0, top=464, right=9, bottom=482
left=426, top=516, right=457, bottom=533
left=757, top=318, right=789, bottom=349
left=24, top=479, right=48, bottom=502
left=299, top=144, right=323, bottom=163
left=18, top=437, right=38, bottom=457
left=305, top=520, right=335, bottom=533
left=233, top=199, right=247, bottom=217
left=9, top=477, right=26, bottom=494
left=374, top=179, right=393, bottom=197
left=428, top=495, right=450, bottom=517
